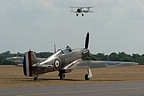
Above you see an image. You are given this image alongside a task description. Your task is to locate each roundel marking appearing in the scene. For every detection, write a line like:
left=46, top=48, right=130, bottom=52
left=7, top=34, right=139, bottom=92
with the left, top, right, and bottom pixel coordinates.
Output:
left=53, top=58, right=61, bottom=70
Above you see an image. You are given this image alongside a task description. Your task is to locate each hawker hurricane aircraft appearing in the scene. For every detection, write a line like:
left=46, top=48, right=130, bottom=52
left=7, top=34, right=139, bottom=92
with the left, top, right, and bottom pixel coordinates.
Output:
left=23, top=32, right=138, bottom=81
left=69, top=6, right=93, bottom=16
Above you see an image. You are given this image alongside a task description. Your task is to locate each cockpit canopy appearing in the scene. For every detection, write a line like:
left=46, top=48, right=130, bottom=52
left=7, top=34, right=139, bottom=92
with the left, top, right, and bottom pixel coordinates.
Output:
left=60, top=46, right=72, bottom=54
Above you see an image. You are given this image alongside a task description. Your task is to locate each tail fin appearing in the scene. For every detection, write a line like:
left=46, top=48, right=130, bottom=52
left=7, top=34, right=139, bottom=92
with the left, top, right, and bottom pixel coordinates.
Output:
left=23, top=51, right=38, bottom=77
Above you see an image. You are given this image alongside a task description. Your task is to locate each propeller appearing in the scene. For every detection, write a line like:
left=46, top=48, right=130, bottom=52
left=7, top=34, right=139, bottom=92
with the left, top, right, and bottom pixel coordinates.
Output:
left=85, top=32, right=89, bottom=49
left=83, top=32, right=96, bottom=60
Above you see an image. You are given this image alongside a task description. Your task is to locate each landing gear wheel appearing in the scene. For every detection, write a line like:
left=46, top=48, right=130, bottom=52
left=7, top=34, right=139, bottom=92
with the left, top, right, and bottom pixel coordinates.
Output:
left=34, top=77, right=38, bottom=81
left=59, top=73, right=65, bottom=80
left=85, top=74, right=90, bottom=80
left=76, top=14, right=78, bottom=16
left=82, top=14, right=84, bottom=16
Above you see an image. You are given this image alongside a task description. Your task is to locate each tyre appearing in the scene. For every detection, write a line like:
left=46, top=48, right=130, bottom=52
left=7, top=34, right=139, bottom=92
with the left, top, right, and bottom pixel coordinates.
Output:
left=59, top=73, right=65, bottom=79
left=85, top=74, right=90, bottom=80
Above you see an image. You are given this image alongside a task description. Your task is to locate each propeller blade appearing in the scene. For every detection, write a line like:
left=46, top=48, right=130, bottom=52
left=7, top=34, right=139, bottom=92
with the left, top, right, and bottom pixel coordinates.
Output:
left=85, top=32, right=89, bottom=49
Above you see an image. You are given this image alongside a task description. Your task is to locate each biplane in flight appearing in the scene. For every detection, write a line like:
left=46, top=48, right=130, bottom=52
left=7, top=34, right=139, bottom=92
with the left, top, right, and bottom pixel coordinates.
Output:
left=69, top=6, right=93, bottom=16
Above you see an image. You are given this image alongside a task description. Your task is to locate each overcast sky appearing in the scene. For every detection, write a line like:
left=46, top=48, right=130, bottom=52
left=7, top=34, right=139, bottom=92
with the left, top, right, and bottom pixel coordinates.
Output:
left=0, top=0, right=144, bottom=54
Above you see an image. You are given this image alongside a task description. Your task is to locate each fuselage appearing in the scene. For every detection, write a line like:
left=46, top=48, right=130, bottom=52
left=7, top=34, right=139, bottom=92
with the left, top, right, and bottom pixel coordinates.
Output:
left=38, top=48, right=88, bottom=73
left=77, top=8, right=89, bottom=13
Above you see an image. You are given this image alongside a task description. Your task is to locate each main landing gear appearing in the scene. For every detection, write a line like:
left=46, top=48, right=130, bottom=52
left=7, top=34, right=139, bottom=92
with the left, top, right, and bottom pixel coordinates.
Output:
left=33, top=68, right=92, bottom=81
left=59, top=73, right=65, bottom=80
left=58, top=68, right=92, bottom=80
left=85, top=68, right=93, bottom=80
left=76, top=14, right=84, bottom=16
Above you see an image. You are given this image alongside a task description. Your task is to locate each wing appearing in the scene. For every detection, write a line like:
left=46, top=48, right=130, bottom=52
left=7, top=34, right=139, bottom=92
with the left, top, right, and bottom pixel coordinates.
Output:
left=69, top=6, right=77, bottom=12
left=6, top=57, right=24, bottom=63
left=6, top=56, right=47, bottom=66
left=69, top=6, right=93, bottom=8
left=86, top=6, right=93, bottom=8
left=69, top=6, right=79, bottom=8
left=6, top=57, right=46, bottom=63
left=88, top=11, right=94, bottom=13
left=69, top=6, right=93, bottom=13
left=63, top=60, right=138, bottom=69
left=70, top=10, right=76, bottom=12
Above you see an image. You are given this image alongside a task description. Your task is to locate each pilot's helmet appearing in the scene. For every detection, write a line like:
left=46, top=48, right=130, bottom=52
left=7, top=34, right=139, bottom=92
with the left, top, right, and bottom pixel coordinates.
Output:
left=66, top=46, right=72, bottom=52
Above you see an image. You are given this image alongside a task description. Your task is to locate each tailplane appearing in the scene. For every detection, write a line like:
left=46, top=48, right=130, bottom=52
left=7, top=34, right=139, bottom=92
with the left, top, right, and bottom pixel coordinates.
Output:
left=23, top=51, right=38, bottom=77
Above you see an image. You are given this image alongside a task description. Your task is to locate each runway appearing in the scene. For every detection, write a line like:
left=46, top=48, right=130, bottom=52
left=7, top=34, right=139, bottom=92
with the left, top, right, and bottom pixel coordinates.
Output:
left=0, top=81, right=144, bottom=96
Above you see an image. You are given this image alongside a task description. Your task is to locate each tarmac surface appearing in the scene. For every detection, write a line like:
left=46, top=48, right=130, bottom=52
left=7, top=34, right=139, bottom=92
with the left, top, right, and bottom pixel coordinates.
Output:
left=0, top=82, right=144, bottom=96
left=1, top=65, right=144, bottom=96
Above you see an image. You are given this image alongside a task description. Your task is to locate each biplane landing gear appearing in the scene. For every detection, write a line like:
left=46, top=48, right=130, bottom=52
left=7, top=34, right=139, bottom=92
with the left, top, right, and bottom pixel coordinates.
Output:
left=85, top=68, right=93, bottom=80
left=59, top=73, right=65, bottom=80
left=76, top=14, right=78, bottom=16
left=82, top=14, right=84, bottom=16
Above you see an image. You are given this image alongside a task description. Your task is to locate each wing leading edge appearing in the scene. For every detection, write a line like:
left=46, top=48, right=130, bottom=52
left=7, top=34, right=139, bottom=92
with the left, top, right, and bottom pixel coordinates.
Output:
left=64, top=60, right=138, bottom=69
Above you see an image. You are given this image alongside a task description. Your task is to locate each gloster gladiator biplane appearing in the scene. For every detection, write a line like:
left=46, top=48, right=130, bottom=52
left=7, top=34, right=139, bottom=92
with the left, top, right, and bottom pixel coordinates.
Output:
left=69, top=6, right=93, bottom=16
left=22, top=32, right=138, bottom=81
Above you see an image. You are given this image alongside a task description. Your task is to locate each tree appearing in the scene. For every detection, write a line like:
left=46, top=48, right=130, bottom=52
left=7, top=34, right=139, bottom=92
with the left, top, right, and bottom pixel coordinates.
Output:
left=94, top=53, right=106, bottom=60
left=118, top=52, right=132, bottom=62
left=109, top=52, right=121, bottom=61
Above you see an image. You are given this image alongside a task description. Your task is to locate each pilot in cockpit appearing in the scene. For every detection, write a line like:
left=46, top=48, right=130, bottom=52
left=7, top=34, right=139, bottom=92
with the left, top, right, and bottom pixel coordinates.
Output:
left=61, top=46, right=72, bottom=54
left=66, top=46, right=72, bottom=52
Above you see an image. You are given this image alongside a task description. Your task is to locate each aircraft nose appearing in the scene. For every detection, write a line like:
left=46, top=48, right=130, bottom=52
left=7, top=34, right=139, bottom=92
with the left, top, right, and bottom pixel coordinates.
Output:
left=82, top=49, right=89, bottom=54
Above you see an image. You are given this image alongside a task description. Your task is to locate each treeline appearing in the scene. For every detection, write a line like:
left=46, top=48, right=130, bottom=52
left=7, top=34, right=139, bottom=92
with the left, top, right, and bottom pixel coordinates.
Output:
left=0, top=51, right=53, bottom=65
left=93, top=52, right=144, bottom=65
left=0, top=51, right=144, bottom=65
